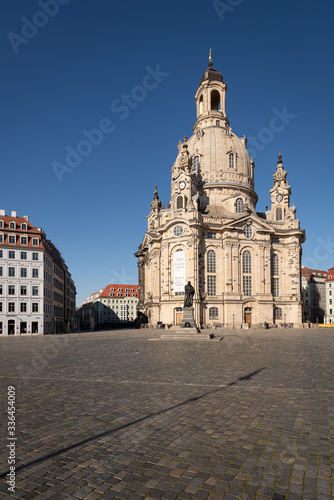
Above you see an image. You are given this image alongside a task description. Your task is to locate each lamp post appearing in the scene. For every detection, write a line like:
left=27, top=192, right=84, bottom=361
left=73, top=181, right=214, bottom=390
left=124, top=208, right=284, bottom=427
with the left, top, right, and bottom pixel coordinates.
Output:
left=232, top=313, right=235, bottom=330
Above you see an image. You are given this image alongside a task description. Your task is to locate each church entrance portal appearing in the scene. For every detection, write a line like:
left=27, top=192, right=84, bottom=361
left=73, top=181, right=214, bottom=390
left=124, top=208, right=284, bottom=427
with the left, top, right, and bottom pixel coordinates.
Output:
left=175, top=308, right=182, bottom=326
left=244, top=308, right=252, bottom=326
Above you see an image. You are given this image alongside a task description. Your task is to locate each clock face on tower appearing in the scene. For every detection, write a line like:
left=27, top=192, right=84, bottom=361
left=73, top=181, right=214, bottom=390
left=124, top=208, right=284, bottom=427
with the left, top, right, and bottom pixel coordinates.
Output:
left=179, top=181, right=186, bottom=190
left=276, top=194, right=283, bottom=202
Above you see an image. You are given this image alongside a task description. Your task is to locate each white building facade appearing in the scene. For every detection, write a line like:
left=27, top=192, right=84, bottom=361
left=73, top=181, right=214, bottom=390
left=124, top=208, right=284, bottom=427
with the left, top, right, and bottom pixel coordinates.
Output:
left=0, top=210, right=76, bottom=335
left=325, top=267, right=334, bottom=324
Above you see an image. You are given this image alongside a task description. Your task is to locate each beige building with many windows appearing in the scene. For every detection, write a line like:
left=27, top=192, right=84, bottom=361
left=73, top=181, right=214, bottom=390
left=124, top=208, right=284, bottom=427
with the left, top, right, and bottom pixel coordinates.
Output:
left=135, top=57, right=305, bottom=329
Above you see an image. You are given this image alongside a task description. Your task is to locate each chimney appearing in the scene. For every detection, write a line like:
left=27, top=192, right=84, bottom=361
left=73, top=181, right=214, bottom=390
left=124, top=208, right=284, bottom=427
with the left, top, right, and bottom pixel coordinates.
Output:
left=0, top=209, right=5, bottom=216
left=11, top=211, right=17, bottom=217
left=23, top=215, right=29, bottom=221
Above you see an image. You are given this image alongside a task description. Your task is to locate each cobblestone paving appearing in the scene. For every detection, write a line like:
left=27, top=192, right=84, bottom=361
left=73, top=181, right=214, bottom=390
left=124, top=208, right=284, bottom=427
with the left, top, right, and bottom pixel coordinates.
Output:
left=0, top=328, right=333, bottom=499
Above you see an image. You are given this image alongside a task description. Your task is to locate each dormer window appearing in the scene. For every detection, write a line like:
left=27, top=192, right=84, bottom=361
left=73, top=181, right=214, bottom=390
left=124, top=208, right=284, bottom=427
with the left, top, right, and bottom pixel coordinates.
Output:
left=235, top=198, right=243, bottom=213
left=21, top=223, right=27, bottom=231
left=176, top=196, right=183, bottom=209
left=0, top=221, right=3, bottom=229
left=118, top=288, right=122, bottom=292
left=9, top=222, right=16, bottom=230
left=275, top=207, right=283, bottom=221
left=229, top=153, right=235, bottom=169
left=110, top=293, right=114, bottom=297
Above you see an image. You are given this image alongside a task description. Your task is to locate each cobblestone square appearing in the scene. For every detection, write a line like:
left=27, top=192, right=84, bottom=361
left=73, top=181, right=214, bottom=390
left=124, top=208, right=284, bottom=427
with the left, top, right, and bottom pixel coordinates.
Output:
left=0, top=328, right=333, bottom=499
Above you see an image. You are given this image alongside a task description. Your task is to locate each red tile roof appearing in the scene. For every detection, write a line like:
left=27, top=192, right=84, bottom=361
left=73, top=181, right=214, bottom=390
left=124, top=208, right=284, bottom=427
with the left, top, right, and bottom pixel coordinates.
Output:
left=301, top=266, right=327, bottom=278
left=325, top=267, right=334, bottom=282
left=100, top=284, right=139, bottom=298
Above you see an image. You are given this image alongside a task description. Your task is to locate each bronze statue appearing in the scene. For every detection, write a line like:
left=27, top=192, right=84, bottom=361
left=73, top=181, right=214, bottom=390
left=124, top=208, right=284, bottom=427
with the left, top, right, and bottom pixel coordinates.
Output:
left=184, top=281, right=195, bottom=307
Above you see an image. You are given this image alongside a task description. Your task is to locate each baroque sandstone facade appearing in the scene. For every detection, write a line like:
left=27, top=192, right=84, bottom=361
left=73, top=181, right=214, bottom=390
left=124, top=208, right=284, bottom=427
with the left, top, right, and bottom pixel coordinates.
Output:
left=135, top=59, right=305, bottom=329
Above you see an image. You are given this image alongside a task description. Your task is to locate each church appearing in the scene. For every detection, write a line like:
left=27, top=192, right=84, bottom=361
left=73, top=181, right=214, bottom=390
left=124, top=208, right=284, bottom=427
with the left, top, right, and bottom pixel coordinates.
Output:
left=135, top=55, right=305, bottom=329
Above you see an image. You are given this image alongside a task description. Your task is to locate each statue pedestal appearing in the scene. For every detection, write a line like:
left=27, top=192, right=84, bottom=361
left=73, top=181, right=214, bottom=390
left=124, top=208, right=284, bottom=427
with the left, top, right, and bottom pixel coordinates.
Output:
left=177, top=307, right=200, bottom=333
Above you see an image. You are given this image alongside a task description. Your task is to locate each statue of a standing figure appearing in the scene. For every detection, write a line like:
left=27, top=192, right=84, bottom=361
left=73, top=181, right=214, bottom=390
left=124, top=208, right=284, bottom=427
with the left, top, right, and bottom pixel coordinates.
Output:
left=184, top=281, right=195, bottom=307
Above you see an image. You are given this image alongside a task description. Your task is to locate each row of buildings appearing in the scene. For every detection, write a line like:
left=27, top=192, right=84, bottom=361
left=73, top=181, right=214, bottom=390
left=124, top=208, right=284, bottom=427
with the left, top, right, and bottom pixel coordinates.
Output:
left=0, top=210, right=76, bottom=335
left=77, top=284, right=139, bottom=330
left=301, top=266, right=334, bottom=324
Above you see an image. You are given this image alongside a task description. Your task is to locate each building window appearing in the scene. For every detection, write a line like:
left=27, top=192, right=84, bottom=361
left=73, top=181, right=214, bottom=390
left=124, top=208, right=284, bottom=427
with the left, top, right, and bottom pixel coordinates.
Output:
left=193, top=156, right=200, bottom=172
left=8, top=285, right=15, bottom=295
left=272, top=237, right=279, bottom=244
left=274, top=307, right=282, bottom=320
left=8, top=303, right=15, bottom=312
left=32, top=238, right=39, bottom=246
left=236, top=198, right=243, bottom=213
left=242, top=250, right=252, bottom=296
left=0, top=303, right=2, bottom=312
left=229, top=153, right=235, bottom=169
left=0, top=285, right=2, bottom=294
left=21, top=286, right=27, bottom=295
left=209, top=307, right=219, bottom=319
left=216, top=120, right=220, bottom=126
left=173, top=225, right=184, bottom=237
left=9, top=222, right=16, bottom=229
left=21, top=237, right=27, bottom=245
left=0, top=250, right=2, bottom=258
left=0, top=220, right=3, bottom=228
left=207, top=275, right=216, bottom=296
left=32, top=269, right=39, bottom=278
left=211, top=90, right=220, bottom=111
left=21, top=268, right=27, bottom=278
left=32, top=253, right=38, bottom=260
left=176, top=196, right=183, bottom=209
left=9, top=251, right=15, bottom=259
left=9, top=235, right=16, bottom=244
left=0, top=267, right=3, bottom=277
left=207, top=250, right=216, bottom=273
left=21, top=223, right=27, bottom=230
left=32, top=286, right=39, bottom=296
left=206, top=232, right=216, bottom=239
left=0, top=234, right=3, bottom=243
left=8, top=267, right=15, bottom=277
left=21, top=251, right=27, bottom=260
left=276, top=207, right=283, bottom=221
left=243, top=225, right=253, bottom=239
left=21, top=303, right=27, bottom=312
left=271, top=253, right=279, bottom=297
left=32, top=303, right=38, bottom=313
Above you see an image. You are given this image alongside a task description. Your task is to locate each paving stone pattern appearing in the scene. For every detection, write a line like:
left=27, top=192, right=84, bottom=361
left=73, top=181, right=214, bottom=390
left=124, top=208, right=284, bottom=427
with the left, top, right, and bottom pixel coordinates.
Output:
left=0, top=328, right=333, bottom=499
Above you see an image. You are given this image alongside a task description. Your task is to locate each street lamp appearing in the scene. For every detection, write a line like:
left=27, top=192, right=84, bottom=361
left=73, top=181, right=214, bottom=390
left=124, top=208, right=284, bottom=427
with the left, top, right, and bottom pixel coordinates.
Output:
left=232, top=313, right=235, bottom=330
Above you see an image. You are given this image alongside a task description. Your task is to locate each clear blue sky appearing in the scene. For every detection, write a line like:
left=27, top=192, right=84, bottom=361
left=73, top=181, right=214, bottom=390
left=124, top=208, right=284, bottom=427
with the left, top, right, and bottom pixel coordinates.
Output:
left=1, top=0, right=334, bottom=306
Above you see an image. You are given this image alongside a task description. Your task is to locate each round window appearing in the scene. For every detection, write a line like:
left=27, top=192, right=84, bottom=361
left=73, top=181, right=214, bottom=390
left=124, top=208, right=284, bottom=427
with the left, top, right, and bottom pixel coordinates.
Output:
left=243, top=225, right=253, bottom=239
left=173, top=225, right=184, bottom=237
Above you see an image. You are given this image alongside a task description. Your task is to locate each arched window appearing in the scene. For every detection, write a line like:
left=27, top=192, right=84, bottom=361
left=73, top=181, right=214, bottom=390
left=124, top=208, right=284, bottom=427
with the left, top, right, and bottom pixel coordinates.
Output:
left=193, top=156, right=200, bottom=172
left=216, top=120, right=220, bottom=126
left=211, top=90, right=220, bottom=111
left=176, top=196, right=183, bottom=209
left=271, top=253, right=279, bottom=297
left=276, top=207, right=283, bottom=220
left=229, top=153, right=235, bottom=169
left=207, top=250, right=216, bottom=273
left=209, top=307, right=218, bottom=320
left=199, top=95, right=203, bottom=115
left=242, top=250, right=252, bottom=296
left=236, top=198, right=243, bottom=213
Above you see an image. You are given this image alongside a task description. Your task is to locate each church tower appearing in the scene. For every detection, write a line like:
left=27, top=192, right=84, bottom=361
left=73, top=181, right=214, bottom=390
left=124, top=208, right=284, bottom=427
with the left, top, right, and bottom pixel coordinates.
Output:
left=135, top=54, right=305, bottom=329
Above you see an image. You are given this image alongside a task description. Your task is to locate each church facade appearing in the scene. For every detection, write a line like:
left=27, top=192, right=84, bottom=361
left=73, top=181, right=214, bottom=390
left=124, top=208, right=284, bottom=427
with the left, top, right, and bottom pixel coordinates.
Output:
left=135, top=58, right=305, bottom=329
